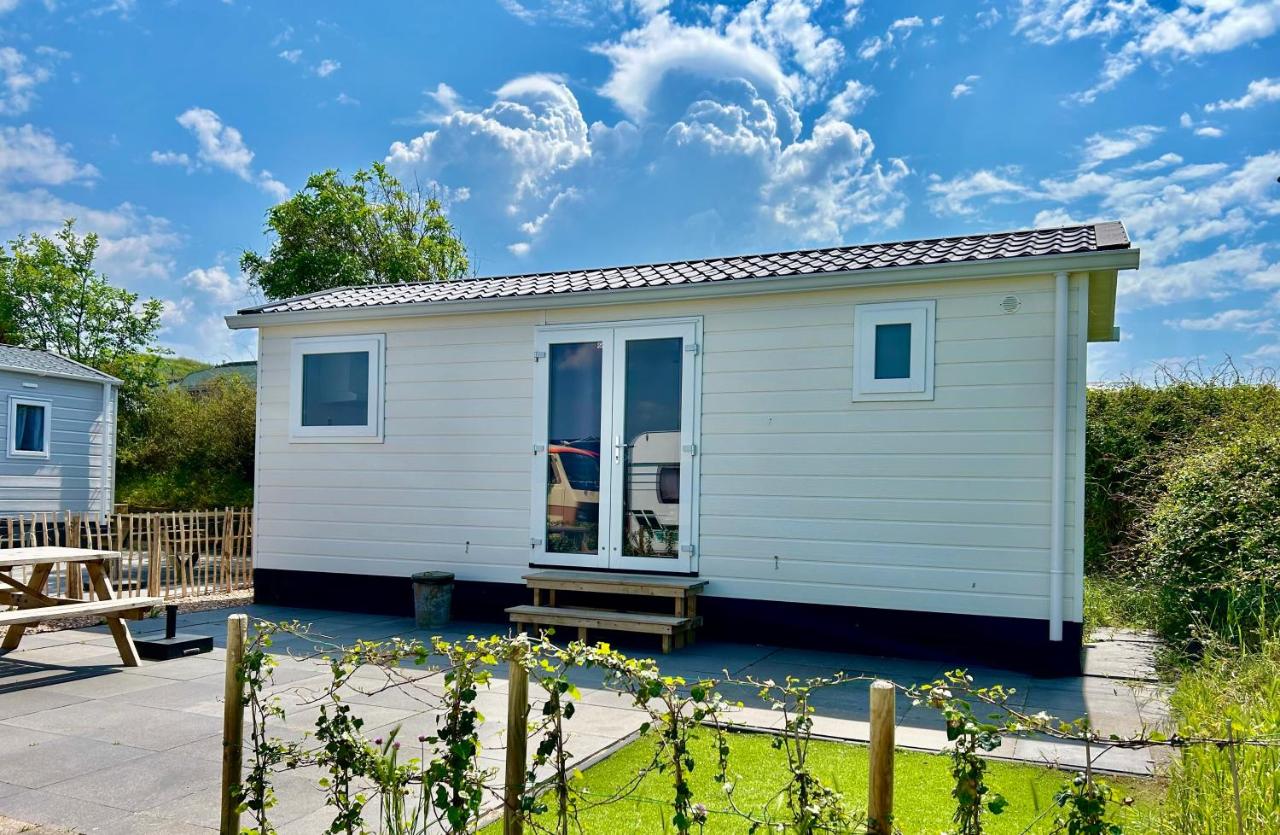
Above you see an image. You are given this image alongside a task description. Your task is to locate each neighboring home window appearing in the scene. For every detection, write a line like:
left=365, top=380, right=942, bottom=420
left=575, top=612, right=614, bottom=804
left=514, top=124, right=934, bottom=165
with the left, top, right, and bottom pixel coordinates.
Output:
left=289, top=334, right=385, bottom=442
left=852, top=300, right=935, bottom=401
left=8, top=396, right=51, bottom=459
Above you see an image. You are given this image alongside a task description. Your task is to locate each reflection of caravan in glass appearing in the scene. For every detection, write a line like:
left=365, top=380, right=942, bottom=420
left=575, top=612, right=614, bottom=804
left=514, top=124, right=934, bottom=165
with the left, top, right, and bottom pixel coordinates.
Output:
left=546, top=445, right=600, bottom=551
left=625, top=430, right=680, bottom=554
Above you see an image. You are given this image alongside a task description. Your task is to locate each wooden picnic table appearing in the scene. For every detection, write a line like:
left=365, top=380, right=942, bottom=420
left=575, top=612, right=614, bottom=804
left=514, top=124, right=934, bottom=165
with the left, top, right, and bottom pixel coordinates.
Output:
left=0, top=546, right=161, bottom=666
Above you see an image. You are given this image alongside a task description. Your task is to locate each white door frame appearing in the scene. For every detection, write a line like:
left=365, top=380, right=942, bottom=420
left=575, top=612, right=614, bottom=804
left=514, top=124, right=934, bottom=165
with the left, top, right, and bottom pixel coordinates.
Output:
left=531, top=317, right=702, bottom=574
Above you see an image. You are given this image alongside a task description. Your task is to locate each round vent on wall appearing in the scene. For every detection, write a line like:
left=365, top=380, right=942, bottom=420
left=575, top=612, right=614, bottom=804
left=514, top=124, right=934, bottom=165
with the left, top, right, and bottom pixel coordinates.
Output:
left=1000, top=295, right=1021, bottom=313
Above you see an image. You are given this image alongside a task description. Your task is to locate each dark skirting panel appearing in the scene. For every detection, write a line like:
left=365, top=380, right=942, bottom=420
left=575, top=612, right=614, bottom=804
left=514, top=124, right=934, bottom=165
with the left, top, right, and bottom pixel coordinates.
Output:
left=254, top=568, right=1083, bottom=676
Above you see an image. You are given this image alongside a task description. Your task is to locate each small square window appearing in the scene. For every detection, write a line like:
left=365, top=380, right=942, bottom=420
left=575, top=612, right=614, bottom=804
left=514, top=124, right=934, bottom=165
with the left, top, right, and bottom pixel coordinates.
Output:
left=8, top=396, right=51, bottom=459
left=853, top=300, right=935, bottom=401
left=290, top=334, right=384, bottom=442
left=873, top=323, right=912, bottom=380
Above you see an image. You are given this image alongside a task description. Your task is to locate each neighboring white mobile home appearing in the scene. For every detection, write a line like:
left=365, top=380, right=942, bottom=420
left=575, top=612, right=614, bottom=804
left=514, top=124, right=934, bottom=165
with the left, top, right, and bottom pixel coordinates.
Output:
left=228, top=223, right=1139, bottom=673
left=0, top=345, right=120, bottom=519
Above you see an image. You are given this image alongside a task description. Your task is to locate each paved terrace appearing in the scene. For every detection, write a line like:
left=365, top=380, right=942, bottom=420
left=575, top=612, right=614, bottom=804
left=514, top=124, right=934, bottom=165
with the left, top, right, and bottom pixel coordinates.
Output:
left=0, top=607, right=1168, bottom=834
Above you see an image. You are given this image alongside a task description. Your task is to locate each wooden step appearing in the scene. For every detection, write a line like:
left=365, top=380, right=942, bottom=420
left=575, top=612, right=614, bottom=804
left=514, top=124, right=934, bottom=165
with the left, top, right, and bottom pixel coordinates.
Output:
left=506, top=604, right=698, bottom=634
left=0, top=596, right=161, bottom=626
left=522, top=570, right=707, bottom=598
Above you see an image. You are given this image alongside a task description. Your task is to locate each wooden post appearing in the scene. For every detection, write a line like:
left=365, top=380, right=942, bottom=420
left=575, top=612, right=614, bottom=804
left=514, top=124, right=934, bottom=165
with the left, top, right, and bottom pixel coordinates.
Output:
left=220, top=614, right=248, bottom=835
left=147, top=514, right=162, bottom=598
left=504, top=650, right=529, bottom=835
left=66, top=511, right=83, bottom=599
left=867, top=679, right=895, bottom=835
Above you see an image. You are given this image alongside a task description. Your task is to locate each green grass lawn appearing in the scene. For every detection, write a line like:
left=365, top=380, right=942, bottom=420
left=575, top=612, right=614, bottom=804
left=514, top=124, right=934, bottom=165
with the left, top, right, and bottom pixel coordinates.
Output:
left=485, top=732, right=1162, bottom=834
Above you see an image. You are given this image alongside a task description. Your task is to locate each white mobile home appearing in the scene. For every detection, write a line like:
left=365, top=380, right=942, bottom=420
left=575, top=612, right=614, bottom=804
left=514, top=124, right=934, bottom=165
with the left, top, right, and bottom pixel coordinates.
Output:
left=0, top=345, right=120, bottom=519
left=227, top=223, right=1139, bottom=673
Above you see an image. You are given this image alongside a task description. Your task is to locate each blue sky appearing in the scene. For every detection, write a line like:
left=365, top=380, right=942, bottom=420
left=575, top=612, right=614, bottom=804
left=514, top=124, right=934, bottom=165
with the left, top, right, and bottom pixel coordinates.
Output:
left=3, top=0, right=1279, bottom=379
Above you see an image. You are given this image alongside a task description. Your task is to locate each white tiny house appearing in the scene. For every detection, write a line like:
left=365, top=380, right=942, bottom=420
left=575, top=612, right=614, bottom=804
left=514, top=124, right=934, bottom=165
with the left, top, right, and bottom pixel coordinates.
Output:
left=228, top=223, right=1139, bottom=673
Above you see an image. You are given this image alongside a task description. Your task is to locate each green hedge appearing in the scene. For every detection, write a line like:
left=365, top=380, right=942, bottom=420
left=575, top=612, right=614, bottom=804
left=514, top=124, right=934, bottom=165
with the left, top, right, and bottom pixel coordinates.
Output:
left=1086, top=372, right=1280, bottom=648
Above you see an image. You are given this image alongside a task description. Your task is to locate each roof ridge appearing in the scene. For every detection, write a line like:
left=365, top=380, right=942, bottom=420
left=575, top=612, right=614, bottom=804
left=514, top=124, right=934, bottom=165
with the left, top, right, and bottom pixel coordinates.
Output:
left=236, top=221, right=1132, bottom=317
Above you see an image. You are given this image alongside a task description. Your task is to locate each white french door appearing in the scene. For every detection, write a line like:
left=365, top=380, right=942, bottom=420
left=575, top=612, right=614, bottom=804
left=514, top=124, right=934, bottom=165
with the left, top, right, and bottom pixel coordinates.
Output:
left=531, top=319, right=700, bottom=573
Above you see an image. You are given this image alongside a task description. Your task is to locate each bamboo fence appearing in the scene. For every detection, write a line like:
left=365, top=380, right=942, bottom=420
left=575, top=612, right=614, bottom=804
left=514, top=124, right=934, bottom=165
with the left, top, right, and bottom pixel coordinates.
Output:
left=0, top=508, right=253, bottom=599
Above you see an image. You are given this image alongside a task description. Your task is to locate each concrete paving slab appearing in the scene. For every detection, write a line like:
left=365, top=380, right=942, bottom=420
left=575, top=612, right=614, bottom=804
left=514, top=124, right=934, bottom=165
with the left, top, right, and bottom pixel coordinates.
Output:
left=2, top=700, right=222, bottom=751
left=0, top=687, right=83, bottom=722
left=0, top=788, right=134, bottom=833
left=0, top=734, right=153, bottom=790
left=43, top=749, right=219, bottom=812
left=90, top=810, right=215, bottom=834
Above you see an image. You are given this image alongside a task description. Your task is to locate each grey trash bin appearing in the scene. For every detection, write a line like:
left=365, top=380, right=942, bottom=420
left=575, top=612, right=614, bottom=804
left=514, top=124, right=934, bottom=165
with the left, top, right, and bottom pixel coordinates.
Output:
left=411, top=571, right=455, bottom=628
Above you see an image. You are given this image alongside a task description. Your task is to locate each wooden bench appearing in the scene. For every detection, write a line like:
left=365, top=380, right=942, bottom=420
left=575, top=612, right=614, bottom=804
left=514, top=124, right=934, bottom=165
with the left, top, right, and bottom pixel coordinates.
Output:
left=0, top=546, right=160, bottom=666
left=507, top=570, right=707, bottom=653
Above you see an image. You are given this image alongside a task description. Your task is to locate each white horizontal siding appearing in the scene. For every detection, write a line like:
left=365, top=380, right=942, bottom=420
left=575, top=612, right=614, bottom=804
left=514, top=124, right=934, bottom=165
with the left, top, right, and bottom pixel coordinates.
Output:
left=253, top=273, right=1088, bottom=623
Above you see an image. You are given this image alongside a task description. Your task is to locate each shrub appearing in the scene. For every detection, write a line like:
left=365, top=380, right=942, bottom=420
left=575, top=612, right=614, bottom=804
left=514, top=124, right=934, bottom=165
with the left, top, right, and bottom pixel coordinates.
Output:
left=117, top=376, right=255, bottom=509
left=1139, top=424, right=1280, bottom=649
left=1084, top=367, right=1280, bottom=574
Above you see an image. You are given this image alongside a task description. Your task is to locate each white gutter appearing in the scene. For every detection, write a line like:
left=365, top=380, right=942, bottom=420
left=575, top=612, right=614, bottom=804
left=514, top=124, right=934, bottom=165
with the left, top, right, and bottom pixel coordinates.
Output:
left=102, top=381, right=117, bottom=519
left=1049, top=271, right=1069, bottom=642
left=226, top=248, right=1140, bottom=330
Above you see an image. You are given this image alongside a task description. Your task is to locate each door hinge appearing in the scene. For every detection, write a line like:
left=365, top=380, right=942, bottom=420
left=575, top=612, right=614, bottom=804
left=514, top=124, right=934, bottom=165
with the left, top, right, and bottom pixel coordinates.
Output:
left=532, top=350, right=547, bottom=361
left=533, top=443, right=545, bottom=454
left=529, top=538, right=543, bottom=549
left=684, top=342, right=700, bottom=355
left=680, top=544, right=696, bottom=557
left=682, top=443, right=697, bottom=456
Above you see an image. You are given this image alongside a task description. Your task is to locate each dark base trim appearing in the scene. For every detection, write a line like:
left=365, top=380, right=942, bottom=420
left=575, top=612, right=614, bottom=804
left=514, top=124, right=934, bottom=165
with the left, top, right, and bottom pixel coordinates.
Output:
left=254, top=568, right=1083, bottom=676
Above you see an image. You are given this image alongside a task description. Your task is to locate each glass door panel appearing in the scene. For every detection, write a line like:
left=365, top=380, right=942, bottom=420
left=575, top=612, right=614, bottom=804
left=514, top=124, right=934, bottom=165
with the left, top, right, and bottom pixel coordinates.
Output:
left=619, top=337, right=684, bottom=559
left=546, top=341, right=604, bottom=555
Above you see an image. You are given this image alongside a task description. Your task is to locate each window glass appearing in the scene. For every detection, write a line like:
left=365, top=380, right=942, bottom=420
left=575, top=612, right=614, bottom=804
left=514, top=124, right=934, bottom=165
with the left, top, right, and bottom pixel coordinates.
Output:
left=13, top=402, right=46, bottom=452
left=873, top=322, right=912, bottom=380
left=301, top=351, right=370, bottom=426
left=545, top=341, right=603, bottom=554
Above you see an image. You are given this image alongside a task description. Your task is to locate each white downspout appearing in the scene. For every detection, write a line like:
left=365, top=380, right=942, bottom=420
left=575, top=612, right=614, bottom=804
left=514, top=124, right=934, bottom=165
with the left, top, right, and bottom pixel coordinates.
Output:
left=1049, top=271, right=1068, bottom=642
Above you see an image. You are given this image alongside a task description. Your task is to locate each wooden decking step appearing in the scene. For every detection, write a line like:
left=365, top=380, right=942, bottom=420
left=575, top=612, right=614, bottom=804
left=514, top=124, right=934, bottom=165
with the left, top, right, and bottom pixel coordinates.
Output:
left=523, top=570, right=707, bottom=597
left=506, top=604, right=701, bottom=653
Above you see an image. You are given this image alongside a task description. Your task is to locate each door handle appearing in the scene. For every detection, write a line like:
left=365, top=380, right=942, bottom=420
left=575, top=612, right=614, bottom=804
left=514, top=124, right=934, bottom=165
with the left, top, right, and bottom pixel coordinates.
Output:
left=613, top=435, right=623, bottom=464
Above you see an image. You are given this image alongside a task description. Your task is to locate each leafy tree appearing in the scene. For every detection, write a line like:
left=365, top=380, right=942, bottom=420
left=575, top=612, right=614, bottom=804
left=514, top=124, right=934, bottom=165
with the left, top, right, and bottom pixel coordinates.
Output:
left=240, top=161, right=469, bottom=300
left=0, top=219, right=166, bottom=404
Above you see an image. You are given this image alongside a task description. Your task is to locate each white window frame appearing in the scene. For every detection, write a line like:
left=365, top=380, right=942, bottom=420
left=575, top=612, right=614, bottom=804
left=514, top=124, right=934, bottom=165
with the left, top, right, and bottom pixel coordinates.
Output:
left=8, top=395, right=52, bottom=459
left=852, top=300, right=935, bottom=402
left=289, top=334, right=385, bottom=443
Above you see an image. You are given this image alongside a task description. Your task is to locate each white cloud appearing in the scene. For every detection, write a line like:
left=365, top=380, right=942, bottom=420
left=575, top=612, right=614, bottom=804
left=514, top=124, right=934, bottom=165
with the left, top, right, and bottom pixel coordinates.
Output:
left=951, top=75, right=980, bottom=98
left=0, top=125, right=97, bottom=185
left=314, top=59, right=340, bottom=78
left=976, top=6, right=1001, bottom=28
left=1205, top=76, right=1280, bottom=111
left=926, top=167, right=1035, bottom=215
left=1080, top=124, right=1161, bottom=169
left=500, top=0, right=670, bottom=25
left=858, top=15, right=925, bottom=62
left=278, top=49, right=302, bottom=64
left=1194, top=125, right=1225, bottom=138
left=842, top=0, right=863, bottom=27
left=592, top=1, right=844, bottom=121
left=183, top=264, right=248, bottom=304
left=387, top=74, right=593, bottom=252
left=0, top=47, right=54, bottom=115
left=334, top=92, right=359, bottom=107
left=159, top=297, right=193, bottom=328
left=149, top=150, right=192, bottom=169
left=1166, top=307, right=1275, bottom=332
left=172, top=107, right=288, bottom=199
left=507, top=241, right=532, bottom=255
left=824, top=79, right=874, bottom=120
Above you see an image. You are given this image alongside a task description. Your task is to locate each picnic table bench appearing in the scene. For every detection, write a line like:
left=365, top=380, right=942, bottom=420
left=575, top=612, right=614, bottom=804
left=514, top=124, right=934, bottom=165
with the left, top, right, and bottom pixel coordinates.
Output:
left=0, top=546, right=161, bottom=666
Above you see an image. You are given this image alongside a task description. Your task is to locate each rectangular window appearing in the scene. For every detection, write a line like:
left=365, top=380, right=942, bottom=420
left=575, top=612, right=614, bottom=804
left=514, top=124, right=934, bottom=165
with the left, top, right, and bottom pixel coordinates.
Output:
left=8, top=396, right=51, bottom=459
left=853, top=300, right=935, bottom=401
left=289, top=334, right=384, bottom=442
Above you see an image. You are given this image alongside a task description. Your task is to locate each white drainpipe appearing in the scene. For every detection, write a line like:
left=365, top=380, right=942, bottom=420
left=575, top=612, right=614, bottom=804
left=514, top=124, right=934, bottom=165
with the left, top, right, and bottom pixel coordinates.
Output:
left=1049, top=271, right=1068, bottom=642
